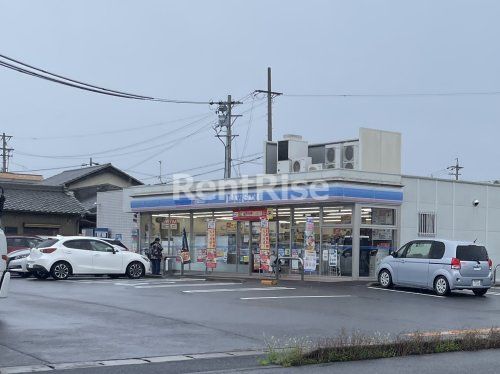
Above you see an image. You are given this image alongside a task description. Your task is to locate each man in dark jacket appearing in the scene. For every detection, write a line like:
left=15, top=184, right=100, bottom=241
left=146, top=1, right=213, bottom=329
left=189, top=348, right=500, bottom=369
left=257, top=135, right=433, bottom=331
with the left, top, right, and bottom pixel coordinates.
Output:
left=149, top=238, right=163, bottom=275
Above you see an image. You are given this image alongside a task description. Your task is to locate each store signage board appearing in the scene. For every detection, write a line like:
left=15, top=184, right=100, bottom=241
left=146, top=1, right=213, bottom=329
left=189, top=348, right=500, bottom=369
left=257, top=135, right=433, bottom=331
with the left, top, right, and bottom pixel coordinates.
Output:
left=233, top=208, right=273, bottom=221
left=131, top=184, right=403, bottom=212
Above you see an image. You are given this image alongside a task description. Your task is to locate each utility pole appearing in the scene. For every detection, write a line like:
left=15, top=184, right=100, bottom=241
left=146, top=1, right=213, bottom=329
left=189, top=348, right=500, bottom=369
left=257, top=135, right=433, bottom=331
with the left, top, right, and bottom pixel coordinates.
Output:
left=255, top=67, right=282, bottom=141
left=1, top=133, right=13, bottom=173
left=214, top=95, right=242, bottom=178
left=447, top=158, right=463, bottom=181
left=158, top=160, right=163, bottom=184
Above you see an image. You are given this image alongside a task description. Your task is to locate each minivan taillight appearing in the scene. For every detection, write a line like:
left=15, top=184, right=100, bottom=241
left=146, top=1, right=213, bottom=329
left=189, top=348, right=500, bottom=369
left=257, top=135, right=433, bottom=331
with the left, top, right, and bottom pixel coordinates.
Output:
left=40, top=247, right=56, bottom=254
left=451, top=257, right=461, bottom=270
left=488, top=259, right=493, bottom=270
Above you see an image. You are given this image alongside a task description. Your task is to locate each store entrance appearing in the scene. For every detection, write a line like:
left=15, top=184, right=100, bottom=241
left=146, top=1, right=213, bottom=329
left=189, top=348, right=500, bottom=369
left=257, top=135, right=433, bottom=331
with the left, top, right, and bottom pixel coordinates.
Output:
left=320, top=227, right=353, bottom=276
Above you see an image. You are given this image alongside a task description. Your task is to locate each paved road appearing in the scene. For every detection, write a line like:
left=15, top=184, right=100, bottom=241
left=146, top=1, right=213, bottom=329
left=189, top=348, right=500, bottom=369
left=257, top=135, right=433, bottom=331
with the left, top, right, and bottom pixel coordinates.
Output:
left=1, top=275, right=500, bottom=372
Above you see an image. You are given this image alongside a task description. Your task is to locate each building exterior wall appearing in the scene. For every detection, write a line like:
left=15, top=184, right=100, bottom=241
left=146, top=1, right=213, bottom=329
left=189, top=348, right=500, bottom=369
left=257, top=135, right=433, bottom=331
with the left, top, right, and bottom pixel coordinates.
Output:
left=96, top=190, right=137, bottom=251
left=359, top=128, right=402, bottom=174
left=69, top=173, right=135, bottom=190
left=2, top=213, right=79, bottom=236
left=401, top=176, right=500, bottom=266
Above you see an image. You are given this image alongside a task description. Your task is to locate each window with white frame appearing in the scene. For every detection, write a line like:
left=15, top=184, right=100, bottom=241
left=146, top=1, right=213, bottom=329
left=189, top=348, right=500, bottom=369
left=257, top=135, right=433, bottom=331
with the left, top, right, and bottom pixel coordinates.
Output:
left=418, top=212, right=436, bottom=237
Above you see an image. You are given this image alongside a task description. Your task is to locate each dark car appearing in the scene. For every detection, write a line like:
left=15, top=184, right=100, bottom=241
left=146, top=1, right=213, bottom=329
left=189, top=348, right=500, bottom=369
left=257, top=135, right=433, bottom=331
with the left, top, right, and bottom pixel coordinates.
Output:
left=6, top=236, right=43, bottom=254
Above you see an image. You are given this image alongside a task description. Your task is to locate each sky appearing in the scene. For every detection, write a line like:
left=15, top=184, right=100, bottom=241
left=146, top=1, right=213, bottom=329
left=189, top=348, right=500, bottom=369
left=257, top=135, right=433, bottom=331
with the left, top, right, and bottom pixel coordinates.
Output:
left=1, top=0, right=500, bottom=183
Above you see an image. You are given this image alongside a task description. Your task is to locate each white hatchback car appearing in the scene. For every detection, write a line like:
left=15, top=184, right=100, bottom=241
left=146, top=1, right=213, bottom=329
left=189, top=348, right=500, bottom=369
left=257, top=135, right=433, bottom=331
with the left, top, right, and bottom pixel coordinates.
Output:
left=0, top=228, right=10, bottom=298
left=26, top=236, right=151, bottom=280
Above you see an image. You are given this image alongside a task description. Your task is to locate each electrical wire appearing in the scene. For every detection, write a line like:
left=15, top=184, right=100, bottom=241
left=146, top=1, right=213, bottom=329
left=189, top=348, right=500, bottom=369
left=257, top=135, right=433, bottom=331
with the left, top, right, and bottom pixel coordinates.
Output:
left=0, top=54, right=216, bottom=104
left=15, top=112, right=212, bottom=140
left=284, top=91, right=500, bottom=98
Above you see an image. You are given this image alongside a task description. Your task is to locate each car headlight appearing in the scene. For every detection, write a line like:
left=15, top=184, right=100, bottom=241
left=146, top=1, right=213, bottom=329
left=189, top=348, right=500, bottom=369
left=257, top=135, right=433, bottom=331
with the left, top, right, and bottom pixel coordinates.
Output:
left=141, top=255, right=150, bottom=262
left=12, top=254, right=29, bottom=261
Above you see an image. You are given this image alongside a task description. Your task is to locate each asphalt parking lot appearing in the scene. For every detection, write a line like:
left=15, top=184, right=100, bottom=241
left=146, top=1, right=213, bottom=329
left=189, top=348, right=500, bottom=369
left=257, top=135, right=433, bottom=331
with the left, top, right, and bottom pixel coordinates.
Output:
left=1, top=275, right=500, bottom=373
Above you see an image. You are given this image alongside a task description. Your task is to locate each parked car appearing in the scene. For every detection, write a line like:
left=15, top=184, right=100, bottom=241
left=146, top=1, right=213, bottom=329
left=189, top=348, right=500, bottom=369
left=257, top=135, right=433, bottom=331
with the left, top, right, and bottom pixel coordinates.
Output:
left=7, top=248, right=32, bottom=277
left=0, top=229, right=10, bottom=299
left=26, top=236, right=150, bottom=280
left=377, top=239, right=493, bottom=296
left=6, top=236, right=43, bottom=254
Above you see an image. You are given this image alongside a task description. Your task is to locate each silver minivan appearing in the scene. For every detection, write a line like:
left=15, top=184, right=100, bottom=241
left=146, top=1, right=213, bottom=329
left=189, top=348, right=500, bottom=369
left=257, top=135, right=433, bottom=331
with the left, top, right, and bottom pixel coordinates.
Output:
left=377, top=239, right=493, bottom=296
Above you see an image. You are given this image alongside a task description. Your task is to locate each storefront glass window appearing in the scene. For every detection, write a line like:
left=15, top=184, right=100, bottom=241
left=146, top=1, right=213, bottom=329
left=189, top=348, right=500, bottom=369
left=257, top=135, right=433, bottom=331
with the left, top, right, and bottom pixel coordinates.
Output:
left=361, top=208, right=395, bottom=225
left=322, top=206, right=352, bottom=225
left=191, top=211, right=212, bottom=271
left=320, top=227, right=353, bottom=276
left=214, top=210, right=237, bottom=272
left=293, top=207, right=320, bottom=274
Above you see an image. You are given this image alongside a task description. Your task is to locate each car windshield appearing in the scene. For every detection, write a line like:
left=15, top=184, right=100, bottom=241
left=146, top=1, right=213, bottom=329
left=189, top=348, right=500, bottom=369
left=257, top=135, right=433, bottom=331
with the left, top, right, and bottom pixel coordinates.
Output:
left=456, top=245, right=488, bottom=262
left=36, top=239, right=59, bottom=248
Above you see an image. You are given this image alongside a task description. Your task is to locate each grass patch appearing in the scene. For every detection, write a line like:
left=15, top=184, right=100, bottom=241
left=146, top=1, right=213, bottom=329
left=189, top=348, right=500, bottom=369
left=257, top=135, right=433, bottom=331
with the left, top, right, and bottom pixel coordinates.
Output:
left=262, top=328, right=500, bottom=367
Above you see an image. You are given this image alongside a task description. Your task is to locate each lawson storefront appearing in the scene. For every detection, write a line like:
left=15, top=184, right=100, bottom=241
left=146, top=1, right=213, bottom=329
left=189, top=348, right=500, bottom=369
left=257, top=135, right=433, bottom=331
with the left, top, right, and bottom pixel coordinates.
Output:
left=128, top=174, right=403, bottom=279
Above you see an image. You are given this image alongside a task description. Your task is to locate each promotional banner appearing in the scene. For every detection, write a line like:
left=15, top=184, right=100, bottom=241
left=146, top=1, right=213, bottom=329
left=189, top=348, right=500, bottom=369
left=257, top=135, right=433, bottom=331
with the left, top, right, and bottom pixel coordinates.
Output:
left=303, top=217, right=317, bottom=272
left=259, top=219, right=271, bottom=272
left=180, top=228, right=191, bottom=264
left=206, top=219, right=217, bottom=269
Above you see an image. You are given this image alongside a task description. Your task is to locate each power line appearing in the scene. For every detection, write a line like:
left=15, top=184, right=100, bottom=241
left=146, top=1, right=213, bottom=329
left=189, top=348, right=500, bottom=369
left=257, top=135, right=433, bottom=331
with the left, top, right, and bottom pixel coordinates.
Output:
left=284, top=91, right=500, bottom=98
left=15, top=114, right=213, bottom=159
left=0, top=53, right=219, bottom=104
left=15, top=112, right=212, bottom=140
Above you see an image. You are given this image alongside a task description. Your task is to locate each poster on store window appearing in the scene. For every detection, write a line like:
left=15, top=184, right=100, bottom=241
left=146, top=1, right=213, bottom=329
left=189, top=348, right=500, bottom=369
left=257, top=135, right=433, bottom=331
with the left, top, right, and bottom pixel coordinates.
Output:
left=304, top=217, right=317, bottom=272
left=259, top=219, right=271, bottom=272
left=206, top=219, right=217, bottom=269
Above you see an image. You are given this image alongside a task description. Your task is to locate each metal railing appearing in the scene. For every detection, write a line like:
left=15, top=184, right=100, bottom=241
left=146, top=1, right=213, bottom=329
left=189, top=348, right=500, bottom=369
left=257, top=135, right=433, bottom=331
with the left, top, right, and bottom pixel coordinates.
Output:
left=494, top=264, right=500, bottom=286
left=163, top=255, right=184, bottom=276
left=274, top=256, right=304, bottom=281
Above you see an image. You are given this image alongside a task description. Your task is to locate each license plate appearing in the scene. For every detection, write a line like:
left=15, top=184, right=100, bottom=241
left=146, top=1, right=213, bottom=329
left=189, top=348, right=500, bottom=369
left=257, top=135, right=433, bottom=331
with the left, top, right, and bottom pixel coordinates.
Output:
left=472, top=280, right=482, bottom=287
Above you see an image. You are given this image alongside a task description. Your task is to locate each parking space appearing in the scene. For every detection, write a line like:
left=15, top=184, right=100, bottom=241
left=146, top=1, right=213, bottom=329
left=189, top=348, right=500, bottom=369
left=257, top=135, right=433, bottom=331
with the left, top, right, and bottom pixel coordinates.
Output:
left=2, top=276, right=500, bottom=371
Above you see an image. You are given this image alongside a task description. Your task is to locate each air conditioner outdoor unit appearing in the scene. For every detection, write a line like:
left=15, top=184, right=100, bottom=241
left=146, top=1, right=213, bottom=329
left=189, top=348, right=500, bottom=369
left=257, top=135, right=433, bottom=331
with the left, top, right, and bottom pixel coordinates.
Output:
left=278, top=139, right=309, bottom=161
left=291, top=157, right=312, bottom=173
left=324, top=144, right=342, bottom=169
left=277, top=160, right=292, bottom=174
left=342, top=142, right=359, bottom=170
left=308, top=163, right=323, bottom=172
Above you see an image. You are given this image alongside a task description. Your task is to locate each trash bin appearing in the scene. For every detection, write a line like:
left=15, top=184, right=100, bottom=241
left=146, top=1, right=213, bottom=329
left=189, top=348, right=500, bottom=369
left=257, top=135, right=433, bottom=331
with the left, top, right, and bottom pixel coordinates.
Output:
left=164, top=258, right=175, bottom=276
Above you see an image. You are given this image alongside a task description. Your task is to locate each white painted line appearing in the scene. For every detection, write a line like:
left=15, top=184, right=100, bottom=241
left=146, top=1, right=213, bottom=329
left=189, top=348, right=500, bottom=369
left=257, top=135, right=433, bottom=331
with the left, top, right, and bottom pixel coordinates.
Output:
left=183, top=287, right=295, bottom=293
left=50, top=361, right=104, bottom=370
left=240, top=295, right=352, bottom=300
left=135, top=282, right=240, bottom=289
left=367, top=286, right=444, bottom=298
left=226, top=350, right=265, bottom=357
left=488, top=292, right=500, bottom=296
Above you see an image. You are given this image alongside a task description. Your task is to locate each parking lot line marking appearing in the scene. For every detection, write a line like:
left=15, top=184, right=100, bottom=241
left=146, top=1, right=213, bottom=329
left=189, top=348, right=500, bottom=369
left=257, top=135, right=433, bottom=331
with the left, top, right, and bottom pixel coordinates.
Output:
left=183, top=287, right=295, bottom=293
left=135, top=282, right=241, bottom=289
left=240, top=295, right=352, bottom=300
left=367, top=286, right=444, bottom=298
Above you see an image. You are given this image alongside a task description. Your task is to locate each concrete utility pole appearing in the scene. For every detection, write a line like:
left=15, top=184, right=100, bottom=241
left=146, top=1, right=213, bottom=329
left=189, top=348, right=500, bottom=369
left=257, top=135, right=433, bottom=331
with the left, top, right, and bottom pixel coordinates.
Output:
left=255, top=67, right=282, bottom=141
left=214, top=95, right=242, bottom=179
left=1, top=133, right=13, bottom=173
left=447, top=158, right=463, bottom=181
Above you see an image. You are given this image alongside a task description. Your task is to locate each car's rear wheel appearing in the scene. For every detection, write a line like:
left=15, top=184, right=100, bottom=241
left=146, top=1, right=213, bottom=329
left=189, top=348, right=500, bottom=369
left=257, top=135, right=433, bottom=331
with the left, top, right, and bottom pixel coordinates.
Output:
left=33, top=270, right=49, bottom=280
left=50, top=261, right=72, bottom=280
left=378, top=269, right=393, bottom=289
left=434, top=276, right=450, bottom=296
left=126, top=262, right=144, bottom=279
left=473, top=288, right=488, bottom=296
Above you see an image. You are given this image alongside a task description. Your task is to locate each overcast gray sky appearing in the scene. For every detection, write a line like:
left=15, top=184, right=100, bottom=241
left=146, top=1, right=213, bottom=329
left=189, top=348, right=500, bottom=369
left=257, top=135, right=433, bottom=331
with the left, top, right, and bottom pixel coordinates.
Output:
left=1, top=0, right=499, bottom=183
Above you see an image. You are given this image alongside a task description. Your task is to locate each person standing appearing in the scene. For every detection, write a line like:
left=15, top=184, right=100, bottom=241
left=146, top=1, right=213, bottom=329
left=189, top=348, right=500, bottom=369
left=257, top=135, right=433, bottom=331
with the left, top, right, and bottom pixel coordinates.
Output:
left=149, top=238, right=163, bottom=275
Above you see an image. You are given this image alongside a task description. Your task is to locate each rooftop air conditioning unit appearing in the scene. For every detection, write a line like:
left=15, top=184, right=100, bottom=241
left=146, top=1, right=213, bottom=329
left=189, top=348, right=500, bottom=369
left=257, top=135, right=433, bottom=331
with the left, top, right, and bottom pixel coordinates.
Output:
left=278, top=138, right=308, bottom=161
left=308, top=163, right=323, bottom=172
left=291, top=157, right=312, bottom=173
left=342, top=142, right=359, bottom=170
left=324, top=144, right=342, bottom=169
left=277, top=160, right=292, bottom=174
